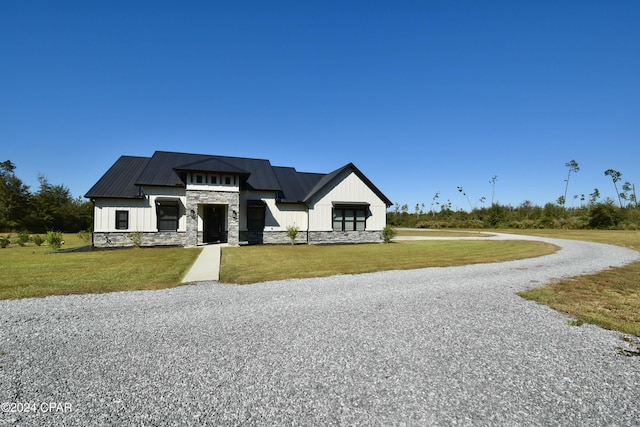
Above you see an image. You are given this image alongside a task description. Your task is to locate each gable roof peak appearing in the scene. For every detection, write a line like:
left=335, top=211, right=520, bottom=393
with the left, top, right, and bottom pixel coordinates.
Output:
left=303, top=162, right=392, bottom=207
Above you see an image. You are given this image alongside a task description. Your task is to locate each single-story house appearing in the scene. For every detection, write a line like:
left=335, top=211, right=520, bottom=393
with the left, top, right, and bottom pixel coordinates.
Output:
left=85, top=151, right=392, bottom=247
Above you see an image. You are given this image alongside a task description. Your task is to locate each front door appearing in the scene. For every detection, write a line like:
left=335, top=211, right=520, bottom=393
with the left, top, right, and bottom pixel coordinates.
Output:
left=203, top=205, right=226, bottom=243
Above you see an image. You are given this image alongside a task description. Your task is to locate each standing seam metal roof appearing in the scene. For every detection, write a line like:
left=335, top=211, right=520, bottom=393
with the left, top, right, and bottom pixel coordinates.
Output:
left=134, top=151, right=282, bottom=190
left=84, top=156, right=150, bottom=199
left=85, top=151, right=391, bottom=206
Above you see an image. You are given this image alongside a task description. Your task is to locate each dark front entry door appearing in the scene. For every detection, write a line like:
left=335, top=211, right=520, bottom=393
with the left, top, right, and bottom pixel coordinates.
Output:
left=203, top=205, right=226, bottom=243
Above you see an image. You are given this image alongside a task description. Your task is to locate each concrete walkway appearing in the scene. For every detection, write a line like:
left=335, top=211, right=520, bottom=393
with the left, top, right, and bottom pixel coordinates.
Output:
left=181, top=244, right=226, bottom=283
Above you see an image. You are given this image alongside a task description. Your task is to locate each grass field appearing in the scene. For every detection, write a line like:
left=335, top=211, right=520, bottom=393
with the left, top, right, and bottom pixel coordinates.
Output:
left=0, top=234, right=200, bottom=300
left=503, top=229, right=640, bottom=337
left=394, top=229, right=494, bottom=237
left=219, top=240, right=556, bottom=284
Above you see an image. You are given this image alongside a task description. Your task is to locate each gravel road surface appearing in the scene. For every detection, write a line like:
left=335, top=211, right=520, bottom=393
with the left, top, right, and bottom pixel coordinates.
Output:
left=1, top=234, right=639, bottom=426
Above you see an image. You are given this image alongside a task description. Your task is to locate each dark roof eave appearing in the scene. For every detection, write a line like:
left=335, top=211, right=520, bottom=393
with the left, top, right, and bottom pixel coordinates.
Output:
left=134, top=181, right=185, bottom=188
left=303, top=163, right=393, bottom=207
left=86, top=194, right=146, bottom=200
left=276, top=199, right=308, bottom=205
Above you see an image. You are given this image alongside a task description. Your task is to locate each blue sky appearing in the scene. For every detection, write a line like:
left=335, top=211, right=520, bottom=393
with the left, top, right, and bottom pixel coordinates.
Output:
left=2, top=1, right=638, bottom=211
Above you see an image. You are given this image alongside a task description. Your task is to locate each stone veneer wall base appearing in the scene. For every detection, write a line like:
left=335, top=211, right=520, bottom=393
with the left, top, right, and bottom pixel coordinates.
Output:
left=94, top=230, right=382, bottom=248
left=93, top=232, right=187, bottom=248
left=239, top=230, right=383, bottom=245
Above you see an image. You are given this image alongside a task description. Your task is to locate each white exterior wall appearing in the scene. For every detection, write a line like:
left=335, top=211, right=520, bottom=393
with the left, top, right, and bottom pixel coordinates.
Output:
left=240, top=191, right=308, bottom=231
left=272, top=203, right=308, bottom=231
left=307, top=171, right=388, bottom=231
left=93, top=186, right=187, bottom=232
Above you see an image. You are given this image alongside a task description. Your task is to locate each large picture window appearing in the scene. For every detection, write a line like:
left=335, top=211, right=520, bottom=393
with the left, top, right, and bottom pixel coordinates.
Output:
left=333, top=205, right=367, bottom=231
left=246, top=201, right=266, bottom=231
left=157, top=202, right=179, bottom=231
left=115, top=210, right=129, bottom=230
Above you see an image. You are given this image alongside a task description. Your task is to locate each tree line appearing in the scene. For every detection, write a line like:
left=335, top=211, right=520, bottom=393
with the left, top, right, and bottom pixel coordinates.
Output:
left=387, top=201, right=640, bottom=230
left=0, top=160, right=92, bottom=233
left=388, top=160, right=639, bottom=230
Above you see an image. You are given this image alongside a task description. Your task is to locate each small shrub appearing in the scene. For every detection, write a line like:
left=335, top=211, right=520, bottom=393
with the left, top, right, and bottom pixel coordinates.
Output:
left=0, top=236, right=10, bottom=248
left=128, top=231, right=143, bottom=248
left=17, top=232, right=31, bottom=247
left=32, top=235, right=45, bottom=246
left=46, top=231, right=64, bottom=251
left=381, top=225, right=396, bottom=243
left=286, top=226, right=299, bottom=245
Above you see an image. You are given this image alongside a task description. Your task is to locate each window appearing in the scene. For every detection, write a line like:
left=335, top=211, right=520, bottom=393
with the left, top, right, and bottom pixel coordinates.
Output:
left=115, top=210, right=129, bottom=230
left=247, top=203, right=266, bottom=231
left=224, top=176, right=232, bottom=185
left=333, top=206, right=367, bottom=231
left=157, top=203, right=179, bottom=231
left=190, top=174, right=205, bottom=184
left=209, top=175, right=218, bottom=184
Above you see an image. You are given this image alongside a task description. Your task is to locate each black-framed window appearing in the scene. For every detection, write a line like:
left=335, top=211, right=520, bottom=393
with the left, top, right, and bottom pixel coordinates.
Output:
left=157, top=203, right=179, bottom=231
left=247, top=203, right=266, bottom=231
left=115, top=210, right=129, bottom=230
left=333, top=207, right=366, bottom=231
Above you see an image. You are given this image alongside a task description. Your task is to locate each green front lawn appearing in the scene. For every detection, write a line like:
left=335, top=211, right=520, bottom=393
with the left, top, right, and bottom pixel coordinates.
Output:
left=220, top=240, right=557, bottom=284
left=0, top=238, right=200, bottom=299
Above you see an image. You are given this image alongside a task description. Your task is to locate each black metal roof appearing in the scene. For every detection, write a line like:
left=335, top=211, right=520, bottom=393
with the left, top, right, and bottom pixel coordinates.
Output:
left=85, top=151, right=391, bottom=206
left=272, top=167, right=325, bottom=203
left=85, top=156, right=149, bottom=199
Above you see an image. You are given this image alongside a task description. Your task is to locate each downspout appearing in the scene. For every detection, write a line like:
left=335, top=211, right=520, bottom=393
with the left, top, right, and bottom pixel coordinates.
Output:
left=306, top=204, right=310, bottom=244
left=91, top=199, right=96, bottom=247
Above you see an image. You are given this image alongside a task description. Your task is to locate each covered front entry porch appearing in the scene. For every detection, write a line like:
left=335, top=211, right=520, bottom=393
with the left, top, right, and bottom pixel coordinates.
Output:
left=185, top=189, right=240, bottom=247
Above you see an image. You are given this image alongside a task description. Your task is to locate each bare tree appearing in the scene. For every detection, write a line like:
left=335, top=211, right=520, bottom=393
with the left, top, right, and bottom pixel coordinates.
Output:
left=457, top=186, right=473, bottom=210
left=604, top=169, right=623, bottom=208
left=621, top=181, right=638, bottom=209
left=562, top=160, right=579, bottom=210
left=430, top=192, right=440, bottom=216
left=588, top=188, right=600, bottom=212
left=489, top=175, right=498, bottom=206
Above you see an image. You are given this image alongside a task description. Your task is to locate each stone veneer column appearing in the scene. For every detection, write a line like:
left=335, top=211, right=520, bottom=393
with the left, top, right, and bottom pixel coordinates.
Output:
left=227, top=201, right=239, bottom=246
left=185, top=189, right=240, bottom=247
left=185, top=200, right=198, bottom=247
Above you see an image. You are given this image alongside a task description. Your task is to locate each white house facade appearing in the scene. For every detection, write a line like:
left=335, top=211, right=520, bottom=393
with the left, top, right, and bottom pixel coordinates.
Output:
left=85, top=151, right=392, bottom=247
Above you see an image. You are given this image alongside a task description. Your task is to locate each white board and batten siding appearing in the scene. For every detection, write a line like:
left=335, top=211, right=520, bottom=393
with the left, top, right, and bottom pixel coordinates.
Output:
left=239, top=191, right=308, bottom=232
left=93, top=186, right=187, bottom=233
left=308, top=171, right=387, bottom=231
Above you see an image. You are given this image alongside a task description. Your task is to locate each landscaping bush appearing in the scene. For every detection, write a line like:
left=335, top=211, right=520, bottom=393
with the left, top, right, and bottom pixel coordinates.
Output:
left=128, top=231, right=142, bottom=248
left=17, top=232, right=31, bottom=246
left=32, top=235, right=45, bottom=246
left=286, top=226, right=299, bottom=245
left=381, top=225, right=396, bottom=243
left=46, top=231, right=64, bottom=251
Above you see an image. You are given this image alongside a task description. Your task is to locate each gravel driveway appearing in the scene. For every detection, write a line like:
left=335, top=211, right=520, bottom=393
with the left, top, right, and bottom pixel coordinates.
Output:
left=1, top=234, right=639, bottom=426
